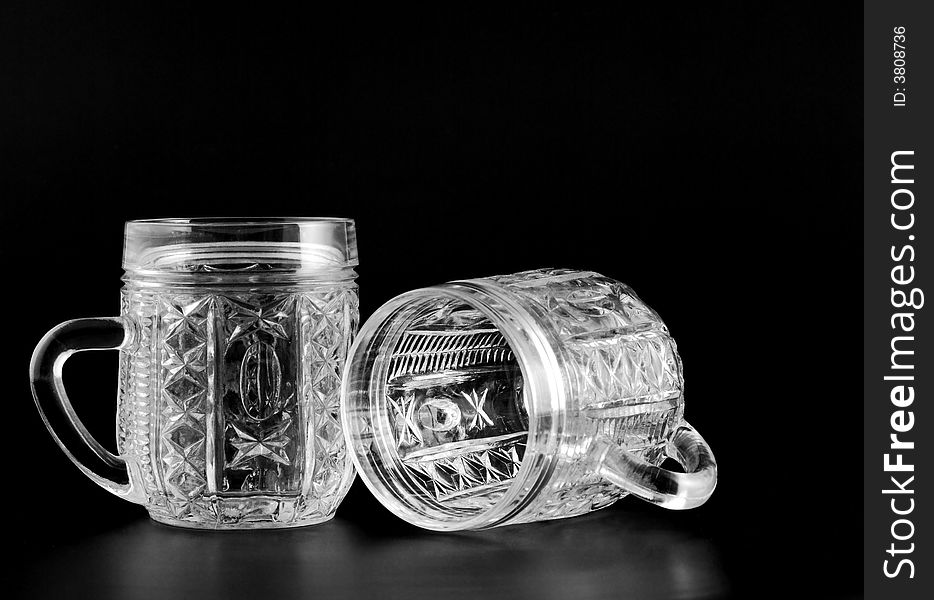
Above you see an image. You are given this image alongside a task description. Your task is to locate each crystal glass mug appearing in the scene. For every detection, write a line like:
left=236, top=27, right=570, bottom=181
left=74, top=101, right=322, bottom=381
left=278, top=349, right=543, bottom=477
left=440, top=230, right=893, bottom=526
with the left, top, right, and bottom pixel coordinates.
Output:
left=342, top=268, right=717, bottom=531
left=30, top=218, right=359, bottom=529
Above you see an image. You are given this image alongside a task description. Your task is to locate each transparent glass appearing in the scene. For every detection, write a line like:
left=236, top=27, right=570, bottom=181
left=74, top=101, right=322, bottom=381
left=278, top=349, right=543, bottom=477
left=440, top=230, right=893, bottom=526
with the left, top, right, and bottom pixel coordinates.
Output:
left=342, top=268, right=716, bottom=531
left=31, top=218, right=359, bottom=529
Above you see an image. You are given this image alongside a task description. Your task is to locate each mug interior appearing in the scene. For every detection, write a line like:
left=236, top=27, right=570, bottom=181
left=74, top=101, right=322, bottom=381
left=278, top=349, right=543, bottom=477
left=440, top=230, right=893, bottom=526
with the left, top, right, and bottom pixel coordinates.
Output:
left=343, top=288, right=556, bottom=530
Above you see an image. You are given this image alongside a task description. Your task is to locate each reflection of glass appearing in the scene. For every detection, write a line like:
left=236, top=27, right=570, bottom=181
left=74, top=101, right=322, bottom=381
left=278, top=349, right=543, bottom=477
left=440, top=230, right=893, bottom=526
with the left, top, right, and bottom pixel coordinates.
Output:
left=343, top=268, right=717, bottom=531
left=15, top=511, right=729, bottom=599
left=31, top=218, right=359, bottom=528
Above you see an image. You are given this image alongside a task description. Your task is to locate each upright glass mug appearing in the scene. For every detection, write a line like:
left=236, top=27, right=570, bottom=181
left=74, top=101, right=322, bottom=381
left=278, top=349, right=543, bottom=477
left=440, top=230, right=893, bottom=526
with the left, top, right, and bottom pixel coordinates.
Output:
left=342, top=268, right=717, bottom=531
left=31, top=218, right=359, bottom=529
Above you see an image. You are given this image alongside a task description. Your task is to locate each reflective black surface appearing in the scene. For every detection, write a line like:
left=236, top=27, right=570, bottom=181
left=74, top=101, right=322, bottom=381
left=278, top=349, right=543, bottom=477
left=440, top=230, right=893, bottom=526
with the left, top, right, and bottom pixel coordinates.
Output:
left=15, top=497, right=732, bottom=600
left=12, top=478, right=860, bottom=599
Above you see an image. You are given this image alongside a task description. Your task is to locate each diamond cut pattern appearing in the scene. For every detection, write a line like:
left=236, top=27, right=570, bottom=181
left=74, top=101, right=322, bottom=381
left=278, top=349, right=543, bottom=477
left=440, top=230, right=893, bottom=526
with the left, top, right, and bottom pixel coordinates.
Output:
left=122, top=283, right=357, bottom=526
left=223, top=295, right=294, bottom=345
left=574, top=332, right=681, bottom=409
left=302, top=289, right=358, bottom=508
left=228, top=418, right=292, bottom=469
left=405, top=438, right=525, bottom=501
left=389, top=392, right=422, bottom=447
left=159, top=296, right=211, bottom=505
left=487, top=269, right=686, bottom=523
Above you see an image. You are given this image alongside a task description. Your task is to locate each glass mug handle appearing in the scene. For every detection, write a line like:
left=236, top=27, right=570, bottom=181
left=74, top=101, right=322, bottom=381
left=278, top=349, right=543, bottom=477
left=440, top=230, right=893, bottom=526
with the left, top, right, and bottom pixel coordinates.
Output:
left=594, top=422, right=718, bottom=510
left=29, top=317, right=143, bottom=502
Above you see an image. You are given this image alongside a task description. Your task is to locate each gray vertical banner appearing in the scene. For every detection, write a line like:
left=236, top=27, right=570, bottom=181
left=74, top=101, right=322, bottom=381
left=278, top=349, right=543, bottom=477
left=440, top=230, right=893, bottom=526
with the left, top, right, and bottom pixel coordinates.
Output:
left=865, top=1, right=932, bottom=597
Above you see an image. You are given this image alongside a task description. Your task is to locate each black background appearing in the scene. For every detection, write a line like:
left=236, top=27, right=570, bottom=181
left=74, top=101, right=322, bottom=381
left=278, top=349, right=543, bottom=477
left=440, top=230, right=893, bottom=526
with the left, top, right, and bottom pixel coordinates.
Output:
left=2, top=4, right=861, bottom=599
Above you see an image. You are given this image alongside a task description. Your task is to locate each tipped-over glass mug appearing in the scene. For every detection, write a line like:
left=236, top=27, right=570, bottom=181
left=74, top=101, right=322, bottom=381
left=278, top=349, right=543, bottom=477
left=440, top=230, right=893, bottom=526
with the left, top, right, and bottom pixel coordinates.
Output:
left=31, top=218, right=359, bottom=529
left=342, top=268, right=716, bottom=531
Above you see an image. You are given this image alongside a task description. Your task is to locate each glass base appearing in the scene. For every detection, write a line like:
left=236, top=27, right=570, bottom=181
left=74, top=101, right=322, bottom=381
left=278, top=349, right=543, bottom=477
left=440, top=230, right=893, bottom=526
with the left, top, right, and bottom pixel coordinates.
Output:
left=149, top=511, right=335, bottom=530
left=145, top=494, right=338, bottom=530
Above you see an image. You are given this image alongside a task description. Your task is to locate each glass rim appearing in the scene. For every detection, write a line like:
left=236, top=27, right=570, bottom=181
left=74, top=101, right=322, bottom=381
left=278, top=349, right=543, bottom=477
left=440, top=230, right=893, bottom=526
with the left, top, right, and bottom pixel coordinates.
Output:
left=123, top=216, right=358, bottom=274
left=126, top=216, right=354, bottom=228
left=341, top=281, right=563, bottom=531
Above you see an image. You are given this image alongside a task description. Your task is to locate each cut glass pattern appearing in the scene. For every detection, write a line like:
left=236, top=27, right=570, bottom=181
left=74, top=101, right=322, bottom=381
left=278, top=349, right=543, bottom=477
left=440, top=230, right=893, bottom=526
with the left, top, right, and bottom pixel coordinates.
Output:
left=344, top=268, right=694, bottom=530
left=219, top=294, right=299, bottom=494
left=160, top=295, right=211, bottom=505
left=33, top=217, right=359, bottom=530
left=491, top=269, right=685, bottom=523
left=384, top=304, right=528, bottom=505
left=116, top=285, right=358, bottom=527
